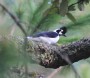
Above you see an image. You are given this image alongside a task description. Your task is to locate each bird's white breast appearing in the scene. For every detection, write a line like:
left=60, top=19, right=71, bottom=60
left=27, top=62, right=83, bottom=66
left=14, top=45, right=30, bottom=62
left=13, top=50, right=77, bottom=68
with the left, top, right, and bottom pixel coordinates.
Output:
left=39, top=36, right=60, bottom=44
left=27, top=36, right=60, bottom=44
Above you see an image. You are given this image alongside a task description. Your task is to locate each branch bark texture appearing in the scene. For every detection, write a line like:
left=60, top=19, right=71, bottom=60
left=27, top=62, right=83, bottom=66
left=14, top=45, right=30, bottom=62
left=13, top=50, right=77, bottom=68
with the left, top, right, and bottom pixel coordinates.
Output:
left=27, top=38, right=90, bottom=68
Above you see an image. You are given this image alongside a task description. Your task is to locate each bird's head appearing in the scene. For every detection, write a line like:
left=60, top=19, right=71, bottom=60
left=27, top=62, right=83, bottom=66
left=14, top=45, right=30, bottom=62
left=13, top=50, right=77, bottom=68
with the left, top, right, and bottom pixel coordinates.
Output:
left=56, top=27, right=67, bottom=37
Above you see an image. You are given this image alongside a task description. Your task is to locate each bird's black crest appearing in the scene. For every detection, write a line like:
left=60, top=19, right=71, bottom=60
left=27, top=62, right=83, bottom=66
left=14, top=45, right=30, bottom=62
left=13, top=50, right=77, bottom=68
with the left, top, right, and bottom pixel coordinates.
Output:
left=60, top=26, right=67, bottom=34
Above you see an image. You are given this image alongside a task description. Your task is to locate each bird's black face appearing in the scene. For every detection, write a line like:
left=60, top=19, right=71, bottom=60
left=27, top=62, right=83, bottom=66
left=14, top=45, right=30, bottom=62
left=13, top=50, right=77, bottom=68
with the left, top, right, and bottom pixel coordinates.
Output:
left=56, top=27, right=67, bottom=37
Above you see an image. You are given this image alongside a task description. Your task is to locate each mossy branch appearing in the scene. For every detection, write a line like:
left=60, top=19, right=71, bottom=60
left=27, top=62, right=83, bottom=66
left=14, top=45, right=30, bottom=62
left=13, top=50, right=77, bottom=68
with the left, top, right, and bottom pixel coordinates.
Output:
left=27, top=38, right=90, bottom=68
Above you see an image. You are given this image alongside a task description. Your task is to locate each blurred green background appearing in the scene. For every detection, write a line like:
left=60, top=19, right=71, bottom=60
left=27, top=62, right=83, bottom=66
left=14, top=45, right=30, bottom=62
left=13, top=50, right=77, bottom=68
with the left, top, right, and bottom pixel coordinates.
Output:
left=0, top=0, right=90, bottom=78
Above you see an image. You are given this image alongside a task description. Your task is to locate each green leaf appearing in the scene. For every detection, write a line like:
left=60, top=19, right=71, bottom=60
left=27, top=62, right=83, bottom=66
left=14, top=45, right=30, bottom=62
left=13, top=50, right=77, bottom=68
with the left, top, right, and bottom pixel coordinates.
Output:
left=78, top=2, right=84, bottom=11
left=84, top=0, right=90, bottom=4
left=66, top=12, right=76, bottom=23
left=68, top=5, right=76, bottom=11
left=59, top=0, right=68, bottom=16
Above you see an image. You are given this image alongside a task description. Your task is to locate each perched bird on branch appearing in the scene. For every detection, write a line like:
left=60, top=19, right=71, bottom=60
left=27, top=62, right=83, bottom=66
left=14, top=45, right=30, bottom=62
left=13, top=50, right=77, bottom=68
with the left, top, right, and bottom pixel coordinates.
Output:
left=27, top=27, right=67, bottom=44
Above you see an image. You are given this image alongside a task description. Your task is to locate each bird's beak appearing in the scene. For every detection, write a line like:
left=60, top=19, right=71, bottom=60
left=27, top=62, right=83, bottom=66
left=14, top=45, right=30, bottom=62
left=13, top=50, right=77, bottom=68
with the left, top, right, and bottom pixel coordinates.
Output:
left=59, top=34, right=66, bottom=37
left=62, top=34, right=66, bottom=37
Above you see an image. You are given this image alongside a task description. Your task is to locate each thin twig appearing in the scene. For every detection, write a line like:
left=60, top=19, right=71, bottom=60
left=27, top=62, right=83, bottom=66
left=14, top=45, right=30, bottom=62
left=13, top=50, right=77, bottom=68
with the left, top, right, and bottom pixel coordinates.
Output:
left=0, top=3, right=27, bottom=36
left=68, top=0, right=82, bottom=10
left=47, top=67, right=62, bottom=78
left=9, top=24, right=16, bottom=36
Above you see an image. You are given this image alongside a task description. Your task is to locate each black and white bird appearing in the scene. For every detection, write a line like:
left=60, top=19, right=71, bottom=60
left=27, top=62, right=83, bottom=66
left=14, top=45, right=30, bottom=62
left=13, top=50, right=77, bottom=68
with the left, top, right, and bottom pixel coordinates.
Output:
left=27, top=27, right=67, bottom=44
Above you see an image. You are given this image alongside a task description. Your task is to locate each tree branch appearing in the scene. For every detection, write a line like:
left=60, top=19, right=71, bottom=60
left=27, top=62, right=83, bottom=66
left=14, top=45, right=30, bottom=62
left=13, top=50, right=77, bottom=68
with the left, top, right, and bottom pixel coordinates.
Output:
left=68, top=0, right=82, bottom=10
left=27, top=38, right=90, bottom=68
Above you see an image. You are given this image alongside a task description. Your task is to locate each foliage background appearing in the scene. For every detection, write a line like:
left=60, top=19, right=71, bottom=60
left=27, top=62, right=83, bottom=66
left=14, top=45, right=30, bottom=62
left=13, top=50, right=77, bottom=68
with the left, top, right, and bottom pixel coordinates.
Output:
left=0, top=0, right=90, bottom=78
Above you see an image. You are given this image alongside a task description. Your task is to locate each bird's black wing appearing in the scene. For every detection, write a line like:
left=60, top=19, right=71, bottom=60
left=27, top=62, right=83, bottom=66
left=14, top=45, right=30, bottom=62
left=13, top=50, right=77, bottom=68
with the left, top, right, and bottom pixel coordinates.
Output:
left=32, top=31, right=58, bottom=38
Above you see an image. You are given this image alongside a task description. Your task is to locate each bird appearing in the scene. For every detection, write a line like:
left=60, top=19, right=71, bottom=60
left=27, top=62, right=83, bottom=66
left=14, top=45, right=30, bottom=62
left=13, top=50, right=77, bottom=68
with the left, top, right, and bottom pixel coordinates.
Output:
left=27, top=27, right=67, bottom=44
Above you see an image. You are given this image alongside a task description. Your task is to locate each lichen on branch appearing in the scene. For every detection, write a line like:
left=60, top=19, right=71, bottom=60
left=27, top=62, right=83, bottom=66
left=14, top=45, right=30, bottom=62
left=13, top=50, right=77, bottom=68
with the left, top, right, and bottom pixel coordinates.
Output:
left=27, top=38, right=90, bottom=68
